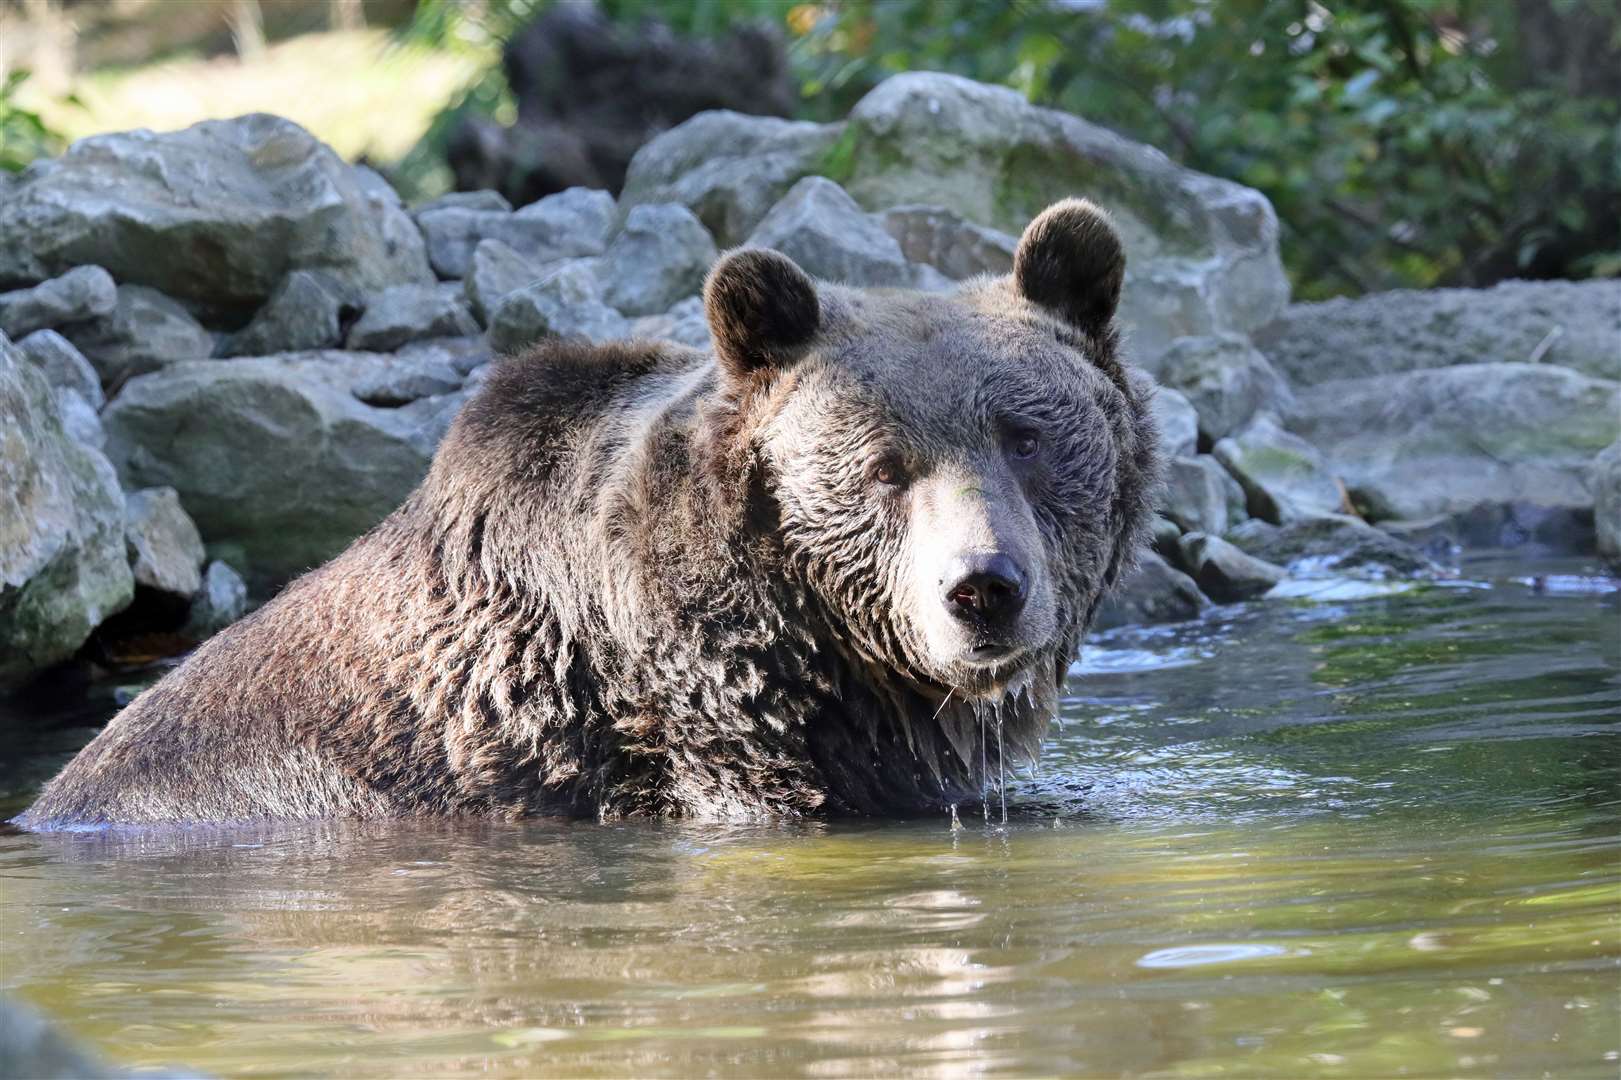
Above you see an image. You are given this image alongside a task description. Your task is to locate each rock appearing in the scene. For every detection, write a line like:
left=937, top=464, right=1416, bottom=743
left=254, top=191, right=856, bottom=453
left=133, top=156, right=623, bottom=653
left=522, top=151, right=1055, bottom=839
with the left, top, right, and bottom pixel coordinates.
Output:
left=349, top=350, right=464, bottom=407
left=123, top=486, right=206, bottom=599
left=345, top=283, right=479, bottom=352
left=183, top=559, right=249, bottom=639
left=1146, top=383, right=1199, bottom=458
left=54, top=389, right=104, bottom=450
left=1255, top=279, right=1621, bottom=386
left=16, top=329, right=103, bottom=408
left=748, top=176, right=915, bottom=287
left=630, top=296, right=711, bottom=349
left=395, top=336, right=492, bottom=378
left=1149, top=333, right=1292, bottom=442
left=0, top=114, right=433, bottom=307
left=220, top=270, right=363, bottom=357
left=1092, top=550, right=1210, bottom=629
left=414, top=190, right=512, bottom=214
left=416, top=187, right=616, bottom=279
left=351, top=165, right=437, bottom=298
left=1213, top=412, right=1346, bottom=524
left=101, top=352, right=465, bottom=588
left=1595, top=440, right=1621, bottom=565
left=1159, top=455, right=1241, bottom=536
left=487, top=260, right=631, bottom=354
left=0, top=265, right=117, bottom=338
left=1226, top=514, right=1438, bottom=577
left=1178, top=532, right=1286, bottom=602
left=61, top=284, right=213, bottom=389
left=824, top=72, right=1289, bottom=361
left=619, top=111, right=843, bottom=246
left=878, top=204, right=1017, bottom=280
left=1288, top=363, right=1620, bottom=521
left=0, top=332, right=133, bottom=689
left=463, top=239, right=541, bottom=327
left=600, top=203, right=718, bottom=316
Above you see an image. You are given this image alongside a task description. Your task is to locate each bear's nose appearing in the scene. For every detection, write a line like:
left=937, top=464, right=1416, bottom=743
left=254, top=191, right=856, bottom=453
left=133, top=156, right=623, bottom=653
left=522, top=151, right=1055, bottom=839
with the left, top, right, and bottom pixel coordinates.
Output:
left=943, top=553, right=1028, bottom=623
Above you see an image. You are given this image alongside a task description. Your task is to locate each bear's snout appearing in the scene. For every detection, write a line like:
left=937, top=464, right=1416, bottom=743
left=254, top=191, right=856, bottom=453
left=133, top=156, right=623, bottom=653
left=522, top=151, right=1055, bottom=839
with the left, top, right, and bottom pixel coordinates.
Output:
left=942, top=552, right=1029, bottom=627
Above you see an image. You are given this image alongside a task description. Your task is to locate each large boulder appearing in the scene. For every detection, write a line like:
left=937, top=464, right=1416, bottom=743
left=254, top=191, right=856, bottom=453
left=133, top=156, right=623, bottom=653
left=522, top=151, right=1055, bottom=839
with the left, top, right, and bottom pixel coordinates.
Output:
left=1145, top=383, right=1199, bottom=458
left=825, top=73, right=1290, bottom=360
left=879, top=204, right=1017, bottom=281
left=1, top=333, right=133, bottom=689
left=220, top=270, right=363, bottom=357
left=1159, top=455, right=1245, bottom=537
left=619, top=112, right=843, bottom=247
left=1591, top=439, right=1621, bottom=566
left=1178, top=532, right=1286, bottom=602
left=487, top=260, right=630, bottom=354
left=414, top=187, right=616, bottom=280
left=100, top=353, right=466, bottom=589
left=1256, top=279, right=1621, bottom=386
left=1092, top=550, right=1209, bottom=629
left=1289, top=363, right=1620, bottom=521
left=344, top=283, right=479, bottom=353
left=0, top=114, right=433, bottom=308
left=122, top=486, right=206, bottom=600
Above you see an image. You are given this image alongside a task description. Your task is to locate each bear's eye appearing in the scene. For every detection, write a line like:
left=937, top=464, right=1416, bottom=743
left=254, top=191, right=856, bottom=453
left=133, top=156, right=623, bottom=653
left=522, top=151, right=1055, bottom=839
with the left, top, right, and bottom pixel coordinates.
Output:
left=871, top=457, right=908, bottom=488
left=1008, top=430, right=1041, bottom=460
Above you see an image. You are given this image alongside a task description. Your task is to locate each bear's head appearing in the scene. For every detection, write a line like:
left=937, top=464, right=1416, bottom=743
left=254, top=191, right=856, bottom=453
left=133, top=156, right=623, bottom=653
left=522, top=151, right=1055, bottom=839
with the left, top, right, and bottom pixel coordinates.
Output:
left=702, top=199, right=1159, bottom=704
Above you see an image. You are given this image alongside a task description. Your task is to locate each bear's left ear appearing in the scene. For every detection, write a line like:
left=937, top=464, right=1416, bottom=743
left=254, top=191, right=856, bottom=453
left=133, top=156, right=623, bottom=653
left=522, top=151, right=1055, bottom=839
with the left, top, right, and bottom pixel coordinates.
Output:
left=1013, top=198, right=1126, bottom=338
left=703, top=248, right=821, bottom=386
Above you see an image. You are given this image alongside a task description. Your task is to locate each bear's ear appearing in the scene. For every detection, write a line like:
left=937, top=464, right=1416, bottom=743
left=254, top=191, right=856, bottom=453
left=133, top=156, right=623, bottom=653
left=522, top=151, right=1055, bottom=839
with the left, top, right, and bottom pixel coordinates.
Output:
left=703, top=248, right=821, bottom=384
left=1013, top=198, right=1126, bottom=338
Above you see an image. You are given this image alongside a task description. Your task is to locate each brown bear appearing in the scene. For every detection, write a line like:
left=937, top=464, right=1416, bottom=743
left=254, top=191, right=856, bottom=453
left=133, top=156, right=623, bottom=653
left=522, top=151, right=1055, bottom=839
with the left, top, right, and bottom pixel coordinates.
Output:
left=16, top=198, right=1158, bottom=827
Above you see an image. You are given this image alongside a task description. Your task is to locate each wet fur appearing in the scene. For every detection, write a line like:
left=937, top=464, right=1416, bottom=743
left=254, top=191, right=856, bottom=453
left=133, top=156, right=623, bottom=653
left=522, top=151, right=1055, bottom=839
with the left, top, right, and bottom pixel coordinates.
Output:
left=18, top=200, right=1159, bottom=827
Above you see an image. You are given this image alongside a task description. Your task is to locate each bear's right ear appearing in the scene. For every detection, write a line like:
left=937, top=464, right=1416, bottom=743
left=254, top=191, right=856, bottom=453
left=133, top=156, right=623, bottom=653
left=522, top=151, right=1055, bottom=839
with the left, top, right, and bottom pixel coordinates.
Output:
left=703, top=248, right=821, bottom=385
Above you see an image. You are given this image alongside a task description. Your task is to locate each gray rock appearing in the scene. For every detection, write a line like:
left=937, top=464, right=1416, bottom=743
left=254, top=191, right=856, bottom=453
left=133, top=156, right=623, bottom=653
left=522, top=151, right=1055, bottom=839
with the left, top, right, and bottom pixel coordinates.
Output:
left=101, top=352, right=465, bottom=588
left=0, top=114, right=432, bottom=307
left=1213, top=412, right=1346, bottom=524
left=748, top=177, right=914, bottom=287
left=394, top=336, right=492, bottom=378
left=349, top=350, right=464, bottom=407
left=630, top=296, right=712, bottom=349
left=1149, top=333, right=1292, bottom=442
left=1159, top=455, right=1240, bottom=536
left=1146, top=382, right=1199, bottom=458
left=828, top=72, right=1290, bottom=363
left=1377, top=504, right=1596, bottom=557
left=0, top=333, right=133, bottom=689
left=16, top=329, right=103, bottom=408
left=123, top=486, right=206, bottom=599
left=413, top=190, right=512, bottom=214
left=0, top=265, right=117, bottom=338
left=61, top=284, right=213, bottom=389
left=220, top=270, right=362, bottom=357
left=601, top=203, right=718, bottom=316
left=345, top=283, right=479, bottom=352
left=487, top=260, right=631, bottom=354
left=54, top=388, right=104, bottom=450
left=1092, top=550, right=1210, bottom=629
left=1288, top=363, right=1620, bottom=521
left=183, top=559, right=249, bottom=639
left=1596, top=440, right=1621, bottom=565
left=463, top=239, right=541, bottom=327
left=1178, top=532, right=1286, bottom=602
left=1226, top=514, right=1438, bottom=577
left=1256, top=279, right=1621, bottom=386
left=619, top=111, right=844, bottom=246
left=879, top=204, right=1017, bottom=280
left=352, top=165, right=437, bottom=297
left=417, top=187, right=616, bottom=279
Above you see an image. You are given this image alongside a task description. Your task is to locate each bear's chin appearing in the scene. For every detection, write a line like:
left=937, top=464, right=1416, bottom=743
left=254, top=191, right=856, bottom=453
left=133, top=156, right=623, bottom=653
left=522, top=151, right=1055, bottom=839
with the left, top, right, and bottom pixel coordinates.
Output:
left=929, top=650, right=1042, bottom=701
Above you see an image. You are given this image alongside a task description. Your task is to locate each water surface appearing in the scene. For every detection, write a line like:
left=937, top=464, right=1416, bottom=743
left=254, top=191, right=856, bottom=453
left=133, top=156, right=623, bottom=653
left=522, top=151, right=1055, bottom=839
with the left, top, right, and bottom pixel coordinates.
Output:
left=2, top=555, right=1617, bottom=1077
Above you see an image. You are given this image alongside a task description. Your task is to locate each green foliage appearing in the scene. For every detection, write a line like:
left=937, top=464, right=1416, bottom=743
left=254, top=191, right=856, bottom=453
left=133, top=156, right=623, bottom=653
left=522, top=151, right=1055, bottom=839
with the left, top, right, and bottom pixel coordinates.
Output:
left=0, top=70, right=67, bottom=172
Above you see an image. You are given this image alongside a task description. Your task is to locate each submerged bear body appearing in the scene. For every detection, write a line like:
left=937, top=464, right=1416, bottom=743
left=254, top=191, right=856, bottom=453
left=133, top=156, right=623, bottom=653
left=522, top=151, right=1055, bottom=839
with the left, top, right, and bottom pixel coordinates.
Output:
left=18, top=200, right=1159, bottom=828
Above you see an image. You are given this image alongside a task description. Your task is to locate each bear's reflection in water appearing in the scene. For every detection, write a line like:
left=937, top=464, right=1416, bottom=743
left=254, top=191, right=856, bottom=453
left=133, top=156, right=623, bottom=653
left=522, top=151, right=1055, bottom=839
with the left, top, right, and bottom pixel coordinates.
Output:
left=6, top=818, right=1200, bottom=1076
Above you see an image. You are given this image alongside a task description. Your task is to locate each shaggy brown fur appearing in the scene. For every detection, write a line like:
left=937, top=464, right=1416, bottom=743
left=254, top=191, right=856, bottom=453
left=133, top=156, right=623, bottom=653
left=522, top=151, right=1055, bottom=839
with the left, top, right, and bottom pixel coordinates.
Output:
left=17, top=199, right=1159, bottom=827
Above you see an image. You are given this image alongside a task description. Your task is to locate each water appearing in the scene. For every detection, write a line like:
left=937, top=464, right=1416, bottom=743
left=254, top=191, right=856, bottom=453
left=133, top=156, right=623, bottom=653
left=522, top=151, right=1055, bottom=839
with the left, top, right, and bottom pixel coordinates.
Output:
left=1, top=555, right=1617, bottom=1078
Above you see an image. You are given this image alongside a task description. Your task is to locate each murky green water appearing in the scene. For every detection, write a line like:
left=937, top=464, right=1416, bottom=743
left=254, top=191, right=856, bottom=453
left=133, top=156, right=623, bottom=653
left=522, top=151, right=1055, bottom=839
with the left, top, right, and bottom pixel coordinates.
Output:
left=2, top=556, right=1617, bottom=1078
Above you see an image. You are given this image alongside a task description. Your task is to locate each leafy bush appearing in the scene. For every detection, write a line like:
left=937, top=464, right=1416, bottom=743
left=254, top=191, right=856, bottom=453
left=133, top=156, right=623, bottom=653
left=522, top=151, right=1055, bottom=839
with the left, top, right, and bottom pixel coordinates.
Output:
left=0, top=70, right=67, bottom=172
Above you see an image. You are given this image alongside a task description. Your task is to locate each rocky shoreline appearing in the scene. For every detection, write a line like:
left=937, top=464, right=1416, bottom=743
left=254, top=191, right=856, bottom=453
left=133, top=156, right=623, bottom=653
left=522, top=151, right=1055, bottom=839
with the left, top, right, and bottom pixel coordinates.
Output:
left=3, top=71, right=1618, bottom=692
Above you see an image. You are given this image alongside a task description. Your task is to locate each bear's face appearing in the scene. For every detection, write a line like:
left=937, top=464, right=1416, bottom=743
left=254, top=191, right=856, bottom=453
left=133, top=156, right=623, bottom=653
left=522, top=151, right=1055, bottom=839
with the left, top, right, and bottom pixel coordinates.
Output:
left=703, top=200, right=1157, bottom=702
